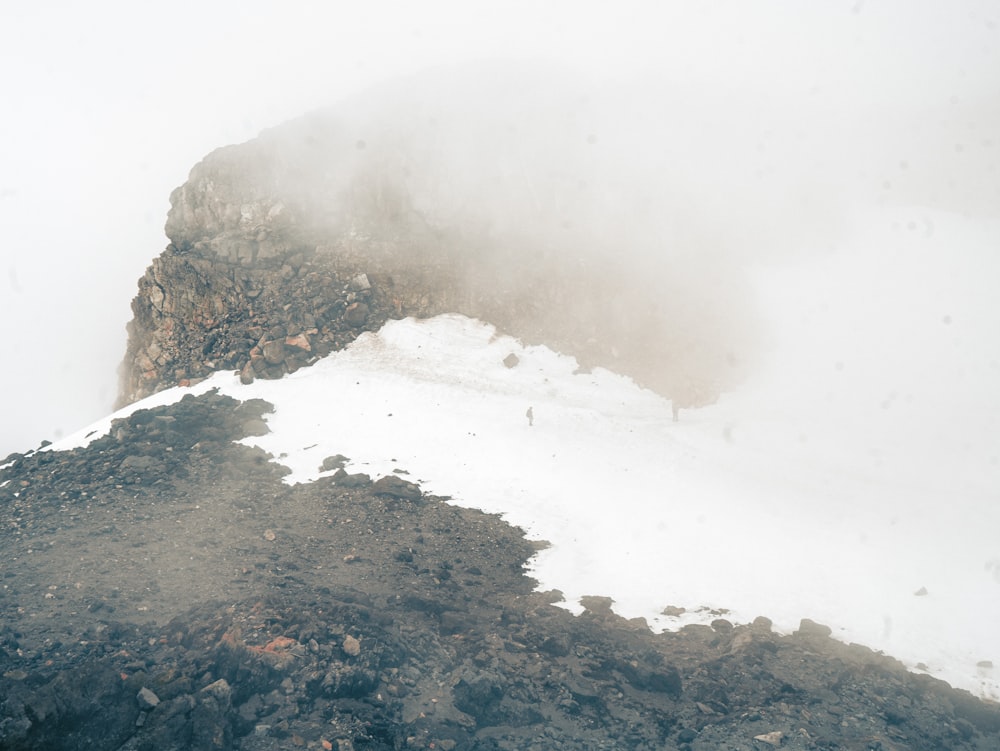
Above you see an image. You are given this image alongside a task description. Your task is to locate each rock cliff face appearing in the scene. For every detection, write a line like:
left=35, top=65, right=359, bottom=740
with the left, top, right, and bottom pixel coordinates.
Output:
left=119, top=67, right=758, bottom=409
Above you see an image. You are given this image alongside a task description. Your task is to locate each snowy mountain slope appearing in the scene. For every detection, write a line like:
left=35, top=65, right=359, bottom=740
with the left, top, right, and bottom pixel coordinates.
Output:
left=46, top=207, right=1000, bottom=701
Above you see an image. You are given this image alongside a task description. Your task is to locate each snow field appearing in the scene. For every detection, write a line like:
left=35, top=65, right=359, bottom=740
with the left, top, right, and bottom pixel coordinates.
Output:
left=46, top=207, right=1000, bottom=699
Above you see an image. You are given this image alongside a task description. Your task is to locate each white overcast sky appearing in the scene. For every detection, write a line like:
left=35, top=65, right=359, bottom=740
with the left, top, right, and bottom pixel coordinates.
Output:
left=1, top=1, right=998, bottom=457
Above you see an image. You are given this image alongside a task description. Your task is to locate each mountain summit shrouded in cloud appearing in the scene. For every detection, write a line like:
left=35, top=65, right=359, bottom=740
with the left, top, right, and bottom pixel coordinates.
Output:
left=119, top=58, right=1000, bottom=437
left=122, top=63, right=789, bottom=417
left=4, top=0, right=1000, bottom=456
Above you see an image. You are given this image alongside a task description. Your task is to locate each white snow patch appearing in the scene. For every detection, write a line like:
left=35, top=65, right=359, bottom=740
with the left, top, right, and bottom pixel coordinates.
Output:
left=38, top=207, right=1000, bottom=700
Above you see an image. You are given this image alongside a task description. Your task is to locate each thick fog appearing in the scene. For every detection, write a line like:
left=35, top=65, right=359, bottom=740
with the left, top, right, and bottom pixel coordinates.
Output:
left=2, top=0, right=999, bottom=459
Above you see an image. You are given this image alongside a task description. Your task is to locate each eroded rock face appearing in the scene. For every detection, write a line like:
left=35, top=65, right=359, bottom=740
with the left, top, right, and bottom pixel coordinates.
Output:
left=119, top=237, right=454, bottom=406
left=119, top=67, right=760, bottom=408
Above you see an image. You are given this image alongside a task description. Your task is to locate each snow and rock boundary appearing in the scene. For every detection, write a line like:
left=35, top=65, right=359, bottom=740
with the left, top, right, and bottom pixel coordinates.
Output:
left=2, top=387, right=999, bottom=749
left=29, top=314, right=1000, bottom=702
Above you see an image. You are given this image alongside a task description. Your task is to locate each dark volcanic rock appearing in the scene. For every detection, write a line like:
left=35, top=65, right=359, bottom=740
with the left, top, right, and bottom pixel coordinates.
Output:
left=795, top=618, right=834, bottom=638
left=343, top=301, right=370, bottom=327
left=261, top=339, right=286, bottom=365
left=320, top=454, right=349, bottom=472
left=371, top=475, right=422, bottom=501
left=332, top=468, right=371, bottom=488
left=2, top=389, right=999, bottom=750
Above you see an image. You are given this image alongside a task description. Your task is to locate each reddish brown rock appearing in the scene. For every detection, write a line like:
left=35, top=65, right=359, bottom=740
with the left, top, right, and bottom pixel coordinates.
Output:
left=285, top=333, right=311, bottom=352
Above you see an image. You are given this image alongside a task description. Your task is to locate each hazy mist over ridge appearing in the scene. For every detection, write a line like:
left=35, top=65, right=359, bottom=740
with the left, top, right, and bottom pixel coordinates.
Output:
left=198, top=58, right=997, bottom=405
left=233, top=58, right=1000, bottom=268
left=2, top=1, right=999, bottom=457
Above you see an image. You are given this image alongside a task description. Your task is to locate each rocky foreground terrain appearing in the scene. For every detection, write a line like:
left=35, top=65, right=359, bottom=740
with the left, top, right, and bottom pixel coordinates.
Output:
left=2, top=392, right=1000, bottom=750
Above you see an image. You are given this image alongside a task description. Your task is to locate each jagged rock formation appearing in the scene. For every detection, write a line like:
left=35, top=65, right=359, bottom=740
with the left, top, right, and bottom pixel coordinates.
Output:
left=119, top=67, right=758, bottom=409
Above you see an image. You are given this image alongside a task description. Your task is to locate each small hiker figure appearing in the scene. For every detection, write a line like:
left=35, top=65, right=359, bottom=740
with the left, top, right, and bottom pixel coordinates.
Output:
left=526, top=406, right=534, bottom=427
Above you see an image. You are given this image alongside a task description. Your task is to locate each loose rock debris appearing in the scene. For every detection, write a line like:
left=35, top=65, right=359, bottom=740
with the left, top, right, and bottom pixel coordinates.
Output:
left=1, top=391, right=999, bottom=749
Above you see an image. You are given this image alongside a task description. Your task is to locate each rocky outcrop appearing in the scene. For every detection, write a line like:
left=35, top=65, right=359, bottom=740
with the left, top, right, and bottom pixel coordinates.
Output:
left=119, top=67, right=759, bottom=408
left=121, top=245, right=403, bottom=403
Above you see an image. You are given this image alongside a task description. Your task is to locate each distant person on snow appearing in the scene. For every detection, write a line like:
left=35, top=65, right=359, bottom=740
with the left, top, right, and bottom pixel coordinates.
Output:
left=526, top=406, right=534, bottom=427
